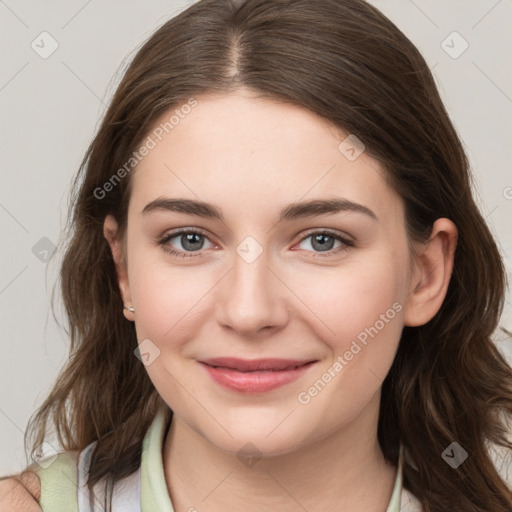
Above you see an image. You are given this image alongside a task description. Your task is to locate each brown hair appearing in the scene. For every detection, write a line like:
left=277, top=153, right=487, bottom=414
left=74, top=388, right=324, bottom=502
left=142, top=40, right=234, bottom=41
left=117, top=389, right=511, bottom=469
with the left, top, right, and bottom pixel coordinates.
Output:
left=24, top=0, right=512, bottom=510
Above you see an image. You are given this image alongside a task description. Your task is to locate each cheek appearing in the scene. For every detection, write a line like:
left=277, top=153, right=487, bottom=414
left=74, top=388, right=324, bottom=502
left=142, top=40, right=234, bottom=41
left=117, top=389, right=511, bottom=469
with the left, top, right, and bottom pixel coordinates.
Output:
left=292, top=260, right=406, bottom=430
left=127, top=255, right=216, bottom=402
left=294, top=258, right=406, bottom=413
left=130, top=258, right=214, bottom=343
left=296, top=258, right=405, bottom=347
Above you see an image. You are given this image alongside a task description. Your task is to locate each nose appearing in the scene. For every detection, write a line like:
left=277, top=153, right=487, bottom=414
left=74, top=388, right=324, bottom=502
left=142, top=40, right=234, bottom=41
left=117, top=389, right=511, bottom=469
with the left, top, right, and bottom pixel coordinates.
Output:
left=216, top=246, right=290, bottom=338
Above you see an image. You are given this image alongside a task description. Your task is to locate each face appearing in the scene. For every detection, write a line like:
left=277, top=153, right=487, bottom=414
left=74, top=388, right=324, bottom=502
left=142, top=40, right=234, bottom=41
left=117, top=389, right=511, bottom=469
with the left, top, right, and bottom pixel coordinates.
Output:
left=105, top=88, right=446, bottom=457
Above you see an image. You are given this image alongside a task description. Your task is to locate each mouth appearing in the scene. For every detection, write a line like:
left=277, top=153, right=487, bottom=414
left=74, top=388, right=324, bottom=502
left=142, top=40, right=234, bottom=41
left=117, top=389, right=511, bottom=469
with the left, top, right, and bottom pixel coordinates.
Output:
left=198, top=357, right=318, bottom=393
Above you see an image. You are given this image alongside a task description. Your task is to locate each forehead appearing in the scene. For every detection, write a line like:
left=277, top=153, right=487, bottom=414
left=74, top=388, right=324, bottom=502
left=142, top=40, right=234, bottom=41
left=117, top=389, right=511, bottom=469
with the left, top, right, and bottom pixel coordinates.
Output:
left=129, top=90, right=404, bottom=225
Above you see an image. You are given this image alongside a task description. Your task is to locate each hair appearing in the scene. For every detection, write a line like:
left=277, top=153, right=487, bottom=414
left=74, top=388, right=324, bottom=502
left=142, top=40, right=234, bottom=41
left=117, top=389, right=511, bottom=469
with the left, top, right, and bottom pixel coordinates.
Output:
left=23, top=0, right=512, bottom=510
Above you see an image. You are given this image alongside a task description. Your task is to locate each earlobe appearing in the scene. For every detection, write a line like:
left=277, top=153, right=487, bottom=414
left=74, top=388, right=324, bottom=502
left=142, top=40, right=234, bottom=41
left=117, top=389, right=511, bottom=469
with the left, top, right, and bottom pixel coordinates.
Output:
left=103, top=215, right=135, bottom=321
left=403, top=218, right=458, bottom=327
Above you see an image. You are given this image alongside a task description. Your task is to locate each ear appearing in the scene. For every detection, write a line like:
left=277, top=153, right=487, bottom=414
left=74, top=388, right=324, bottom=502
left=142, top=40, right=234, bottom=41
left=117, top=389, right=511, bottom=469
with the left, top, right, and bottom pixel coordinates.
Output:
left=403, top=218, right=458, bottom=327
left=103, top=214, right=134, bottom=322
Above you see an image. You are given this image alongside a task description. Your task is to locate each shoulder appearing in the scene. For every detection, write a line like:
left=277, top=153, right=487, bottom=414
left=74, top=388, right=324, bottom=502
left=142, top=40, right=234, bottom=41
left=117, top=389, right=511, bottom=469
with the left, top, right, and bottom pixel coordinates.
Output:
left=0, top=451, right=80, bottom=511
left=0, top=471, right=42, bottom=512
left=29, top=450, right=81, bottom=511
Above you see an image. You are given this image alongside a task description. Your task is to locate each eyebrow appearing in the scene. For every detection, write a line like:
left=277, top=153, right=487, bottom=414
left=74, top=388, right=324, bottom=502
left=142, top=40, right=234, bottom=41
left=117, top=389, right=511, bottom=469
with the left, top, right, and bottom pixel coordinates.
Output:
left=142, top=197, right=378, bottom=222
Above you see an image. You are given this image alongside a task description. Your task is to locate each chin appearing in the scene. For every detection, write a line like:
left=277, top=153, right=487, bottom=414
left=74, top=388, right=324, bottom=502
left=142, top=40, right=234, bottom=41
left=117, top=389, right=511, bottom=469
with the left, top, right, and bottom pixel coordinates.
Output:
left=199, top=420, right=311, bottom=458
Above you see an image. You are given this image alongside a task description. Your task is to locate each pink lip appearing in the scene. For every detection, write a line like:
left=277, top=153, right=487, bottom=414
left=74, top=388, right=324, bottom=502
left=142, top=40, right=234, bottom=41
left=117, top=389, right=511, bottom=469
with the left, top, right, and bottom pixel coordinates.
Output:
left=199, top=357, right=317, bottom=393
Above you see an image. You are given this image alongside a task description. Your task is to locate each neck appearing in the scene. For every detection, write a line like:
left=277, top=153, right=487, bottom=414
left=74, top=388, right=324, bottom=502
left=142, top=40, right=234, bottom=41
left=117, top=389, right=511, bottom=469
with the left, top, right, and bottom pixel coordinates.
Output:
left=162, top=391, right=397, bottom=512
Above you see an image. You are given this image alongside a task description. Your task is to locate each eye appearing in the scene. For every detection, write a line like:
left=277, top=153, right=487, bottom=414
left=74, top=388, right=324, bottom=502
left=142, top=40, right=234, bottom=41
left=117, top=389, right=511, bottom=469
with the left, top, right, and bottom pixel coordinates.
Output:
left=158, top=228, right=215, bottom=258
left=295, top=230, right=355, bottom=257
left=158, top=228, right=355, bottom=259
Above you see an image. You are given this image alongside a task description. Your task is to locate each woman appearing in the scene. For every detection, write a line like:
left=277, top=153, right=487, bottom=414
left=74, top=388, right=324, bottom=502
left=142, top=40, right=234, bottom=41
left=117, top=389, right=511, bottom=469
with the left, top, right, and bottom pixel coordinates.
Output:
left=2, top=0, right=511, bottom=510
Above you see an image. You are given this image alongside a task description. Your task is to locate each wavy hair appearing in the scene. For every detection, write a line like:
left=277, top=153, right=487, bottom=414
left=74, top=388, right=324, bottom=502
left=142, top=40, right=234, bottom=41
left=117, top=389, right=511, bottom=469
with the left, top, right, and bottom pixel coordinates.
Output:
left=24, top=0, right=512, bottom=510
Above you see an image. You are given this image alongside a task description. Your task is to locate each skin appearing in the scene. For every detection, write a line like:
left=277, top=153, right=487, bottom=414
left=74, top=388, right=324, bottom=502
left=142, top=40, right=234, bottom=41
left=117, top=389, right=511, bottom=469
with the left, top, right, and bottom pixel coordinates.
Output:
left=103, top=88, right=457, bottom=512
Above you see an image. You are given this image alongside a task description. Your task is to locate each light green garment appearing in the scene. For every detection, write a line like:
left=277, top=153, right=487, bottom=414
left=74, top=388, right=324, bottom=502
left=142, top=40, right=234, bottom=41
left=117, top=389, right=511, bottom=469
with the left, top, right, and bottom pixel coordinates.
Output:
left=32, top=451, right=80, bottom=511
left=34, top=406, right=405, bottom=511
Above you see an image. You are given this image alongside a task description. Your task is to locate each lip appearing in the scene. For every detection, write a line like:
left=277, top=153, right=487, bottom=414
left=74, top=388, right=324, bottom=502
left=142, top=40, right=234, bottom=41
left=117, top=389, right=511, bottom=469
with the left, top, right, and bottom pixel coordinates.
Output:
left=199, top=357, right=318, bottom=393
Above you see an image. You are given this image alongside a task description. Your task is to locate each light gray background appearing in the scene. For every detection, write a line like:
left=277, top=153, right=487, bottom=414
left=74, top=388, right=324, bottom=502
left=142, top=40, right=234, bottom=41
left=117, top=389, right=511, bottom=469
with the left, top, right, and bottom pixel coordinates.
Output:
left=1, top=0, right=511, bottom=476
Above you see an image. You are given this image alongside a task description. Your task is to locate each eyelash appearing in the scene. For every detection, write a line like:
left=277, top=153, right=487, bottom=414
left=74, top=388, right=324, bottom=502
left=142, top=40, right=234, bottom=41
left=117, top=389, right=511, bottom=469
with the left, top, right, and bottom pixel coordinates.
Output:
left=158, top=228, right=355, bottom=259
